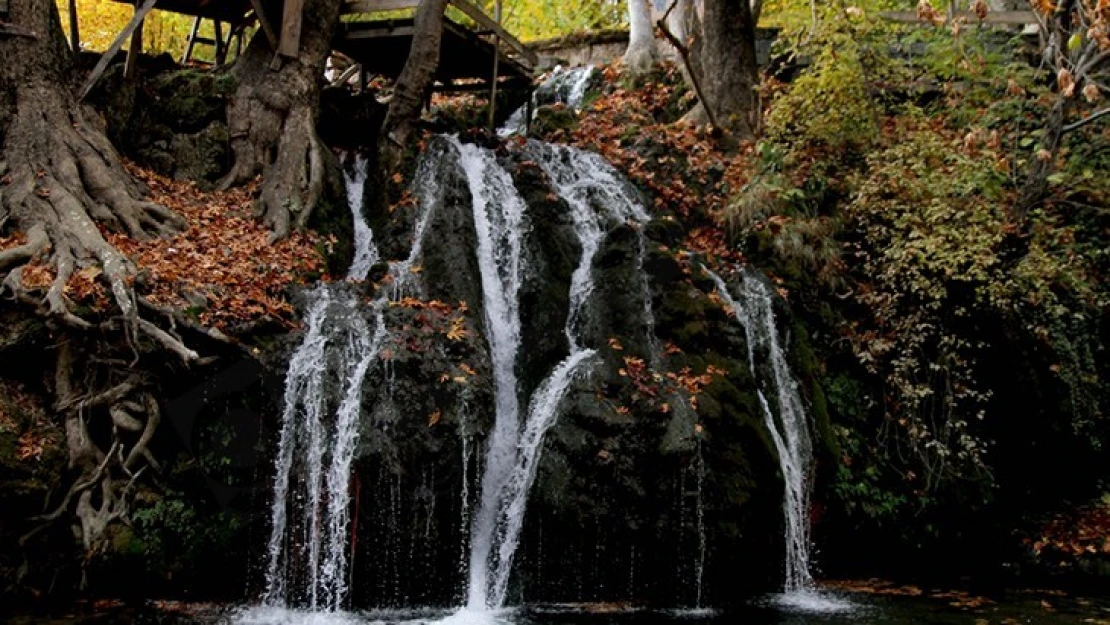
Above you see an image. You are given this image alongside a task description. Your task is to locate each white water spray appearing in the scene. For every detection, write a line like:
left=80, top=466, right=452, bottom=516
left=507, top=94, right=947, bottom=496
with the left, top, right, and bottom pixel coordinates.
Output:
left=258, top=143, right=452, bottom=613
left=706, top=267, right=815, bottom=592
left=457, top=136, right=653, bottom=611
left=499, top=66, right=598, bottom=137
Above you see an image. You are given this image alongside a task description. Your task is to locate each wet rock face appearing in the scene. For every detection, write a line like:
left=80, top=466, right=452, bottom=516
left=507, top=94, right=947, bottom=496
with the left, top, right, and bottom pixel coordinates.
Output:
left=334, top=136, right=790, bottom=609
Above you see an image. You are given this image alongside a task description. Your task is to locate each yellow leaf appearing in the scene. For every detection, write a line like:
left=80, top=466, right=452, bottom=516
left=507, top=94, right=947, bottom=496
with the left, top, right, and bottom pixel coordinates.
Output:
left=428, top=410, right=441, bottom=426
left=77, top=265, right=103, bottom=281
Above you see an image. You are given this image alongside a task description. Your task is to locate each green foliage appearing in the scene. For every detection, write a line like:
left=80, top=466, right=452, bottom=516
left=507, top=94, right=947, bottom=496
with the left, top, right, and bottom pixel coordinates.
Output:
left=131, top=497, right=245, bottom=575
left=489, top=0, right=625, bottom=41
left=744, top=4, right=1107, bottom=532
left=56, top=1, right=229, bottom=62
left=727, top=142, right=843, bottom=287
left=765, top=5, right=881, bottom=154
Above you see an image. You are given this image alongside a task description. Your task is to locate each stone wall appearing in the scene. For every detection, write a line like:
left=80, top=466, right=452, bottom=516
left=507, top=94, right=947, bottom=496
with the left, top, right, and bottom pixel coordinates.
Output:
left=528, top=28, right=780, bottom=71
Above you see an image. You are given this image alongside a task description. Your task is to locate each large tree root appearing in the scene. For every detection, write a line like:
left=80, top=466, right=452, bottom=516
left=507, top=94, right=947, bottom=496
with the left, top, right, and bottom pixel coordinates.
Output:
left=1, top=83, right=203, bottom=568
left=19, top=343, right=163, bottom=578
left=220, top=97, right=330, bottom=239
left=217, top=0, right=342, bottom=240
left=1, top=85, right=187, bottom=325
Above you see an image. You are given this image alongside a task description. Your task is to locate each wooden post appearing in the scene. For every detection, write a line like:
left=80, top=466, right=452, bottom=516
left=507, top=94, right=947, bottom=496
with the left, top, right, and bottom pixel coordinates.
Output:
left=78, top=0, right=157, bottom=99
left=487, top=0, right=501, bottom=132
left=277, top=0, right=305, bottom=57
left=124, top=0, right=144, bottom=79
left=213, top=20, right=225, bottom=66
left=67, top=0, right=80, bottom=53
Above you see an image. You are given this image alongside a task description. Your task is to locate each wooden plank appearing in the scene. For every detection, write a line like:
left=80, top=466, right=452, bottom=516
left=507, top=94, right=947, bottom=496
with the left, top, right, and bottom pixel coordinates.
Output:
left=345, top=24, right=416, bottom=38
left=330, top=62, right=361, bottom=86
left=881, top=10, right=1036, bottom=25
left=277, top=0, right=304, bottom=58
left=68, top=0, right=80, bottom=53
left=181, top=15, right=200, bottom=64
left=342, top=0, right=420, bottom=13
left=449, top=0, right=536, bottom=66
left=487, top=0, right=500, bottom=131
left=78, top=0, right=158, bottom=101
left=248, top=0, right=279, bottom=50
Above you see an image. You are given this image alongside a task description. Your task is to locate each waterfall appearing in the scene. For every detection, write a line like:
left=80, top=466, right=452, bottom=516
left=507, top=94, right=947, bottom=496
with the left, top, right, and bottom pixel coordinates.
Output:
left=345, top=155, right=379, bottom=281
left=706, top=267, right=815, bottom=592
left=454, top=137, right=652, bottom=611
left=258, top=144, right=451, bottom=613
left=262, top=286, right=386, bottom=611
left=499, top=66, right=598, bottom=137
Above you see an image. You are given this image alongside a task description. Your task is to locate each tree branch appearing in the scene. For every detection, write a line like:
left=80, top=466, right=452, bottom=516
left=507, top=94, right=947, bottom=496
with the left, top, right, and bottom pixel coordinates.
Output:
left=657, top=0, right=721, bottom=131
left=1063, top=105, right=1110, bottom=133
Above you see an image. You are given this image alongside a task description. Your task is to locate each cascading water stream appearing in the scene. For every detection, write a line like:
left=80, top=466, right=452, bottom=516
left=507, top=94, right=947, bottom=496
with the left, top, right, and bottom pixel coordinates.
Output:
left=345, top=155, right=379, bottom=281
left=499, top=66, right=597, bottom=137
left=706, top=267, right=817, bottom=593
left=455, top=137, right=654, bottom=612
left=262, top=281, right=386, bottom=611
left=257, top=146, right=450, bottom=614
left=450, top=137, right=529, bottom=612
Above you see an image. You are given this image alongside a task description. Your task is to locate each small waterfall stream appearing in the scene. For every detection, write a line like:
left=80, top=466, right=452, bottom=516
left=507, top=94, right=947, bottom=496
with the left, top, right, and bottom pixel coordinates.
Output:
left=457, top=137, right=655, bottom=612
left=499, top=66, right=598, bottom=137
left=258, top=148, right=449, bottom=614
left=262, top=232, right=386, bottom=611
left=706, top=267, right=850, bottom=610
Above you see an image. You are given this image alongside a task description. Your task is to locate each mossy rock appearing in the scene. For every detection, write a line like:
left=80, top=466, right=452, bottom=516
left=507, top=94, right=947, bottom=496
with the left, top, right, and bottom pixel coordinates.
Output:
left=530, top=104, right=579, bottom=137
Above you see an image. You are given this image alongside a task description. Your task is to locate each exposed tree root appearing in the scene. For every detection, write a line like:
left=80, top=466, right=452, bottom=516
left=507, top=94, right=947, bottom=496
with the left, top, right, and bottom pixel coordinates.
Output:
left=0, top=85, right=201, bottom=567
left=217, top=0, right=342, bottom=240
left=0, top=0, right=221, bottom=580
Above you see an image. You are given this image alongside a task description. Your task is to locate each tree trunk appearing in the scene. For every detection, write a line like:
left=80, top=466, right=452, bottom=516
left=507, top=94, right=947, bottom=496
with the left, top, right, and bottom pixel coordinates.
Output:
left=623, top=0, right=658, bottom=76
left=0, top=0, right=186, bottom=322
left=1, top=0, right=191, bottom=562
left=219, top=0, right=343, bottom=239
left=697, top=0, right=759, bottom=138
left=380, top=0, right=449, bottom=170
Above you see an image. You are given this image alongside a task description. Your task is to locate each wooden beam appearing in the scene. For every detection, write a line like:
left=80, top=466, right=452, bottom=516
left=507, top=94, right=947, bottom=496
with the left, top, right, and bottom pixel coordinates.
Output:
left=77, top=0, right=158, bottom=100
left=342, top=0, right=420, bottom=13
left=277, top=0, right=304, bottom=58
left=487, top=0, right=500, bottom=132
left=213, top=20, right=225, bottom=65
left=124, top=1, right=143, bottom=79
left=330, top=62, right=361, bottom=86
left=181, top=15, right=200, bottom=64
left=67, top=0, right=80, bottom=53
left=448, top=0, right=536, bottom=66
left=248, top=0, right=279, bottom=50
left=880, top=10, right=1036, bottom=25
left=344, top=24, right=416, bottom=38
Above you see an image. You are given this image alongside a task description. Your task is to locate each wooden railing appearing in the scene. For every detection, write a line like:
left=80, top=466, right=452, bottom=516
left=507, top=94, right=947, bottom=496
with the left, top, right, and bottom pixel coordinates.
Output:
left=342, top=0, right=537, bottom=67
left=880, top=10, right=1036, bottom=25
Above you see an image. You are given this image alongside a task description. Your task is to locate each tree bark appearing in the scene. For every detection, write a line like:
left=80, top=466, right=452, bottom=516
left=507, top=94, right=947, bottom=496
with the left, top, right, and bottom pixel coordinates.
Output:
left=0, top=0, right=186, bottom=323
left=219, top=0, right=343, bottom=239
left=696, top=0, right=759, bottom=138
left=0, top=0, right=191, bottom=561
left=623, top=0, right=658, bottom=76
left=379, top=0, right=449, bottom=170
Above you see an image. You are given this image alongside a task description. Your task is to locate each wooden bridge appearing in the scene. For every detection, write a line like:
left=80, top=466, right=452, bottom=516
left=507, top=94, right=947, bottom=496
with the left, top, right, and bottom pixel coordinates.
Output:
left=80, top=0, right=536, bottom=99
